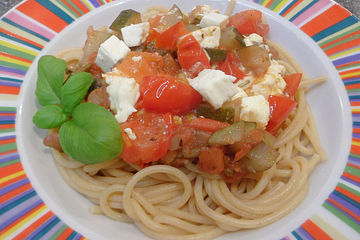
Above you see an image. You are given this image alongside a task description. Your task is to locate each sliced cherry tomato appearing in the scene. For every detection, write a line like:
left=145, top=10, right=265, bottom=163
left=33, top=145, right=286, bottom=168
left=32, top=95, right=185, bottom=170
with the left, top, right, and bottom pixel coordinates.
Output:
left=177, top=35, right=211, bottom=77
left=228, top=10, right=269, bottom=37
left=155, top=21, right=189, bottom=51
left=186, top=117, right=230, bottom=133
left=162, top=54, right=181, bottom=75
left=197, top=146, right=225, bottom=174
left=145, top=28, right=161, bottom=44
left=140, top=74, right=202, bottom=114
left=266, top=95, right=297, bottom=135
left=284, top=73, right=302, bottom=98
left=217, top=52, right=246, bottom=83
left=120, top=112, right=174, bottom=167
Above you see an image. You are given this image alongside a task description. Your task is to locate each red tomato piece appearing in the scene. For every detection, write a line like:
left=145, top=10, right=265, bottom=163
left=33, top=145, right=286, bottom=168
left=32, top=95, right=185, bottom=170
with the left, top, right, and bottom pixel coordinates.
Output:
left=284, top=73, right=302, bottom=98
left=266, top=95, right=297, bottom=135
left=145, top=28, right=161, bottom=44
left=217, top=52, right=246, bottom=83
left=228, top=10, right=269, bottom=37
left=186, top=117, right=230, bottom=133
left=155, top=21, right=189, bottom=51
left=177, top=35, right=211, bottom=77
left=120, top=112, right=174, bottom=167
left=197, top=146, right=225, bottom=174
left=140, top=74, right=202, bottom=114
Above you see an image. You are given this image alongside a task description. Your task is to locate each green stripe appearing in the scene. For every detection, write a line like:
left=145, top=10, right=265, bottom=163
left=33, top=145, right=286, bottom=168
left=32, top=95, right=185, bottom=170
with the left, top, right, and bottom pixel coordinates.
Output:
left=337, top=63, right=360, bottom=71
left=322, top=34, right=360, bottom=51
left=54, top=0, right=81, bottom=18
left=318, top=24, right=360, bottom=47
left=347, top=88, right=360, bottom=93
left=345, top=165, right=360, bottom=176
left=338, top=182, right=360, bottom=197
left=258, top=0, right=266, bottom=5
left=323, top=202, right=360, bottom=233
left=349, top=153, right=360, bottom=159
left=0, top=158, right=19, bottom=168
left=269, top=0, right=285, bottom=11
left=0, top=129, right=14, bottom=133
left=0, top=107, right=16, bottom=111
left=0, top=60, right=28, bottom=71
left=65, top=0, right=84, bottom=15
left=49, top=224, right=68, bottom=240
left=0, top=142, right=17, bottom=152
left=0, top=45, right=36, bottom=61
left=98, top=0, right=105, bottom=4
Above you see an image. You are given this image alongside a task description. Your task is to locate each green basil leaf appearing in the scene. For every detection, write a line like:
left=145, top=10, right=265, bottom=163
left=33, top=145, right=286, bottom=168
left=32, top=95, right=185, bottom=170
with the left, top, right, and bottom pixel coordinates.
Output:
left=32, top=105, right=68, bottom=129
left=60, top=72, right=94, bottom=113
left=59, top=103, right=123, bottom=164
left=35, top=55, right=66, bottom=106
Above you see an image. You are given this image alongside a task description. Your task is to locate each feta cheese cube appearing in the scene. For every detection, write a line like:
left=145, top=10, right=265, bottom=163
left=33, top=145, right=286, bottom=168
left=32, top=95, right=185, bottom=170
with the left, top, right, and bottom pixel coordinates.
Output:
left=191, top=26, right=221, bottom=48
left=231, top=87, right=248, bottom=101
left=121, top=22, right=150, bottom=47
left=95, top=35, right=130, bottom=73
left=240, top=95, right=270, bottom=128
left=199, top=13, right=229, bottom=28
left=104, top=71, right=140, bottom=123
left=189, top=69, right=238, bottom=109
left=243, top=33, right=264, bottom=47
left=124, top=128, right=136, bottom=140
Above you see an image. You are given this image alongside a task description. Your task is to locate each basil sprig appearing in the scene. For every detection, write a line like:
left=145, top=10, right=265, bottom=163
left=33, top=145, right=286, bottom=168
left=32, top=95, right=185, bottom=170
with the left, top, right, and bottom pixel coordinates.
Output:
left=33, top=55, right=123, bottom=164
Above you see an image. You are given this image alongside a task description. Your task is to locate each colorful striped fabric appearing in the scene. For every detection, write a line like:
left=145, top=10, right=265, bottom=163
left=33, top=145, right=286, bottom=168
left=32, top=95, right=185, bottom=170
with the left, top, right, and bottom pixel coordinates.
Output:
left=0, top=0, right=359, bottom=239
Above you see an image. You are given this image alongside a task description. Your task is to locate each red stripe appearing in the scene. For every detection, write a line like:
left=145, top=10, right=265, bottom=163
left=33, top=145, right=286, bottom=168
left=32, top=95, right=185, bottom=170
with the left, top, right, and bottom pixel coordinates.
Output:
left=347, top=162, right=360, bottom=169
left=0, top=162, right=22, bottom=177
left=0, top=27, right=44, bottom=49
left=346, top=83, right=360, bottom=90
left=0, top=174, right=25, bottom=189
left=0, top=138, right=16, bottom=145
left=301, top=5, right=351, bottom=37
left=325, top=38, right=360, bottom=56
left=328, top=197, right=360, bottom=221
left=60, top=0, right=82, bottom=17
left=342, top=172, right=360, bottom=183
left=353, top=127, right=360, bottom=133
left=321, top=29, right=360, bottom=49
left=265, top=0, right=275, bottom=8
left=0, top=52, right=32, bottom=64
left=0, top=113, right=16, bottom=116
left=71, top=0, right=90, bottom=14
left=57, top=227, right=74, bottom=240
left=302, top=219, right=332, bottom=240
left=282, top=1, right=303, bottom=17
left=13, top=211, right=53, bottom=240
left=335, top=186, right=360, bottom=204
left=0, top=183, right=32, bottom=204
left=0, top=149, right=18, bottom=156
left=0, top=124, right=15, bottom=130
left=0, top=86, right=20, bottom=95
left=16, top=0, right=68, bottom=33
left=336, top=60, right=360, bottom=70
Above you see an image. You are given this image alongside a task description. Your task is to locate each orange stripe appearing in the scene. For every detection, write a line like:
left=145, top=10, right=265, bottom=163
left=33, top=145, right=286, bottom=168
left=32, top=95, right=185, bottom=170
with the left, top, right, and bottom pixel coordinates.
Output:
left=350, top=144, right=360, bottom=155
left=328, top=198, right=360, bottom=221
left=265, top=0, right=275, bottom=8
left=336, top=60, right=360, bottom=70
left=0, top=183, right=31, bottom=204
left=302, top=219, right=332, bottom=240
left=1, top=162, right=22, bottom=177
left=0, top=113, right=16, bottom=116
left=0, top=174, right=25, bottom=189
left=342, top=172, right=360, bottom=183
left=335, top=186, right=360, bottom=203
left=0, top=203, right=45, bottom=236
left=0, top=86, right=20, bottom=95
left=301, top=5, right=351, bottom=37
left=13, top=211, right=53, bottom=240
left=57, top=227, right=74, bottom=240
left=347, top=162, right=360, bottom=169
left=345, top=83, right=360, bottom=90
left=0, top=138, right=16, bottom=145
left=71, top=0, right=90, bottom=14
left=16, top=0, right=68, bottom=33
left=60, top=0, right=81, bottom=17
left=340, top=68, right=360, bottom=76
left=0, top=124, right=15, bottom=130
left=0, top=52, right=33, bottom=64
left=353, top=127, right=360, bottom=133
left=0, top=27, right=44, bottom=49
left=321, top=29, right=360, bottom=49
left=0, top=149, right=18, bottom=156
left=282, top=1, right=302, bottom=17
left=326, top=38, right=360, bottom=56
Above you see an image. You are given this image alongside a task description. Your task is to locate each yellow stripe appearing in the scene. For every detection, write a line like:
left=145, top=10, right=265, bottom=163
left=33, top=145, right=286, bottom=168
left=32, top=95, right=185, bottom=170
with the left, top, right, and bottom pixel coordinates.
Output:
left=274, top=0, right=291, bottom=12
left=310, top=215, right=349, bottom=240
left=318, top=22, right=360, bottom=46
left=0, top=205, right=47, bottom=240
left=82, top=0, right=94, bottom=10
left=49, top=0, right=78, bottom=19
left=0, top=94, right=18, bottom=101
left=352, top=141, right=360, bottom=147
left=0, top=39, right=37, bottom=56
left=285, top=0, right=312, bottom=20
left=341, top=71, right=360, bottom=79
left=0, top=21, right=47, bottom=46
left=0, top=55, right=31, bottom=67
left=262, top=0, right=272, bottom=6
left=330, top=47, right=360, bottom=60
left=0, top=171, right=25, bottom=184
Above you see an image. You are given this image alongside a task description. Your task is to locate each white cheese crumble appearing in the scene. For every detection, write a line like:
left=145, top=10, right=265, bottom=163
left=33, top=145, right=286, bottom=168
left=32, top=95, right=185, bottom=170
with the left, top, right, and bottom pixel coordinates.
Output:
left=199, top=12, right=229, bottom=28
left=121, top=22, right=150, bottom=47
left=124, top=128, right=137, bottom=140
left=132, top=56, right=142, bottom=62
left=231, top=87, right=248, bottom=101
left=190, top=26, right=221, bottom=48
left=243, top=33, right=270, bottom=51
left=189, top=69, right=238, bottom=109
left=104, top=71, right=140, bottom=123
left=95, top=35, right=130, bottom=73
left=240, top=95, right=270, bottom=129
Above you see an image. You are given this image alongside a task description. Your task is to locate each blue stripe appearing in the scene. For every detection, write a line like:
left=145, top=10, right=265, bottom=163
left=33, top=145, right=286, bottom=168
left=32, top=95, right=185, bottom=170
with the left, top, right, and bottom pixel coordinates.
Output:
left=312, top=16, right=358, bottom=42
left=0, top=190, right=36, bottom=215
left=344, top=80, right=360, bottom=86
left=292, top=230, right=303, bottom=240
left=289, top=0, right=318, bottom=22
left=0, top=178, right=29, bottom=197
left=279, top=0, right=298, bottom=16
left=33, top=217, right=61, bottom=240
left=0, top=77, right=23, bottom=83
left=0, top=32, right=42, bottom=51
left=1, top=18, right=50, bottom=42
left=88, top=0, right=101, bottom=8
left=66, top=231, right=78, bottom=240
left=333, top=190, right=360, bottom=209
left=35, top=0, right=74, bottom=24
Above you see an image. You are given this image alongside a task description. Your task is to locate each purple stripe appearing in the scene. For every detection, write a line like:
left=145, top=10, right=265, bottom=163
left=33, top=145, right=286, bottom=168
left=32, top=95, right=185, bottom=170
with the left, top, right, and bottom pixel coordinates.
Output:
left=0, top=197, right=42, bottom=230
left=26, top=215, right=57, bottom=239
left=348, top=158, right=360, bottom=166
left=348, top=155, right=360, bottom=162
left=326, top=199, right=360, bottom=225
left=39, top=220, right=64, bottom=240
left=0, top=111, right=16, bottom=114
left=0, top=66, right=26, bottom=75
left=0, top=116, right=15, bottom=121
left=296, top=227, right=314, bottom=240
left=0, top=152, right=19, bottom=163
left=0, top=80, right=22, bottom=87
left=333, top=53, right=360, bottom=66
left=0, top=188, right=34, bottom=210
left=329, top=192, right=360, bottom=215
left=0, top=135, right=16, bottom=140
left=88, top=0, right=101, bottom=7
left=352, top=114, right=360, bottom=122
left=72, top=234, right=82, bottom=240
left=0, top=178, right=29, bottom=195
left=344, top=77, right=360, bottom=83
left=352, top=133, right=360, bottom=138
left=341, top=175, right=360, bottom=187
